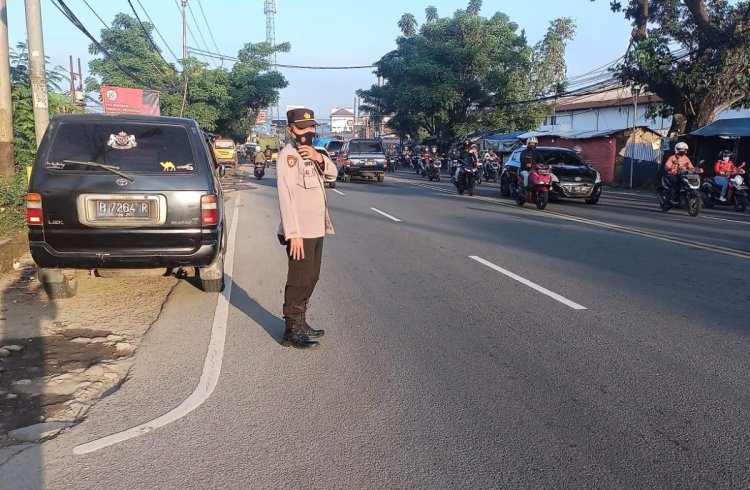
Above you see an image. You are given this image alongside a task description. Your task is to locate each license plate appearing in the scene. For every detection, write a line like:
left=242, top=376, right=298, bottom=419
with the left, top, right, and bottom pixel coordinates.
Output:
left=95, top=200, right=151, bottom=219
left=365, top=160, right=376, bottom=166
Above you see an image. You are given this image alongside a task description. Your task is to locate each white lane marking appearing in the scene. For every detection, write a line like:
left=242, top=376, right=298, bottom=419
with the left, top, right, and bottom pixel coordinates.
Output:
left=74, top=194, right=242, bottom=455
left=469, top=256, right=587, bottom=311
left=331, top=189, right=346, bottom=196
left=370, top=207, right=402, bottom=222
left=703, top=215, right=750, bottom=225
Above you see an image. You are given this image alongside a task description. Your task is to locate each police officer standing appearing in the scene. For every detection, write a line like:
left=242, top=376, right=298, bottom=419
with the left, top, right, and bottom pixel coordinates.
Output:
left=276, top=108, right=338, bottom=349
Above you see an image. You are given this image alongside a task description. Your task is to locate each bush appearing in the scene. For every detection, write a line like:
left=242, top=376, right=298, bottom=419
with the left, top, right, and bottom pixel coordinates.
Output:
left=0, top=171, right=28, bottom=233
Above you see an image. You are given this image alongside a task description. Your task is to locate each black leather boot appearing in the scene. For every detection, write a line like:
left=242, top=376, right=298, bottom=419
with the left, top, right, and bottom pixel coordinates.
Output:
left=301, top=311, right=325, bottom=338
left=282, top=315, right=319, bottom=349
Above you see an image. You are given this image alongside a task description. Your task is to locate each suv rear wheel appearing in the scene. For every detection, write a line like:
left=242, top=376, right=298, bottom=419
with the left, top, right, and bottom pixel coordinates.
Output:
left=199, top=254, right=225, bottom=293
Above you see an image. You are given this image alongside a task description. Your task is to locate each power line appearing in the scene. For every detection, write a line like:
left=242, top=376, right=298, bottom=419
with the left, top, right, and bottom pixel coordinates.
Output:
left=126, top=0, right=177, bottom=76
left=187, top=47, right=376, bottom=69
left=186, top=2, right=214, bottom=66
left=194, top=0, right=221, bottom=58
left=81, top=0, right=108, bottom=28
left=134, top=0, right=181, bottom=64
left=172, top=0, right=214, bottom=67
left=50, top=0, right=176, bottom=91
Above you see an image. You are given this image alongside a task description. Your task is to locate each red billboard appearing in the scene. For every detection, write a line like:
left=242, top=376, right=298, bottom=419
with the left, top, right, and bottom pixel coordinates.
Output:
left=101, top=86, right=161, bottom=115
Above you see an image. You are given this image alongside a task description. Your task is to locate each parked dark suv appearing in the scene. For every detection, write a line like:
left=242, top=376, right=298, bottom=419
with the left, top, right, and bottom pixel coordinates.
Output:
left=336, top=139, right=386, bottom=183
left=27, top=114, right=227, bottom=298
left=500, top=146, right=602, bottom=204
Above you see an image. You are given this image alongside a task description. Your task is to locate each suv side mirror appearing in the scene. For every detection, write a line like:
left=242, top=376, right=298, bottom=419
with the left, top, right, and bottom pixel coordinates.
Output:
left=218, top=164, right=226, bottom=177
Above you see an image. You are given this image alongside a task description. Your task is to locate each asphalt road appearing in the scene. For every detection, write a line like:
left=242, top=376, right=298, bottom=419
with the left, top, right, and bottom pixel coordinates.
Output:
left=2, top=166, right=749, bottom=488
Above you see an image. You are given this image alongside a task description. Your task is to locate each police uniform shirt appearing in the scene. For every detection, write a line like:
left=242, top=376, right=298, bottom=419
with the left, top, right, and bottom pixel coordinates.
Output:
left=276, top=143, right=337, bottom=240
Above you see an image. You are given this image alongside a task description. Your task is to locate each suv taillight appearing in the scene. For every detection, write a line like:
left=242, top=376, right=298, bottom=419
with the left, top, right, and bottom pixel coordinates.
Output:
left=201, top=195, right=219, bottom=226
left=26, top=193, right=43, bottom=226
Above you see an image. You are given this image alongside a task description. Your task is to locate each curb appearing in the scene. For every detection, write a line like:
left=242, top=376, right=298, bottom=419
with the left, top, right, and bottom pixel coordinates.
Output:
left=0, top=231, right=29, bottom=275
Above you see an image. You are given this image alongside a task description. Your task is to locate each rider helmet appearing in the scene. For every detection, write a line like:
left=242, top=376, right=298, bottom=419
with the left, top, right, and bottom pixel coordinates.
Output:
left=526, top=136, right=538, bottom=148
left=675, top=142, right=688, bottom=153
left=572, top=145, right=582, bottom=155
left=720, top=150, right=733, bottom=161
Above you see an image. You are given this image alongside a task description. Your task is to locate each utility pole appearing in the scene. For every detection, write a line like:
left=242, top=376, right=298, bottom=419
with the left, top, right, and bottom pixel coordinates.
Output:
left=69, top=55, right=76, bottom=105
left=0, top=0, right=15, bottom=176
left=181, top=0, right=187, bottom=63
left=630, top=84, right=641, bottom=189
left=24, top=0, right=49, bottom=148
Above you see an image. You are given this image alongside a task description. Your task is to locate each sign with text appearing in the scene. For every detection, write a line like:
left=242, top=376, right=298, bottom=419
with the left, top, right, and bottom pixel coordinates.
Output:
left=101, top=86, right=161, bottom=115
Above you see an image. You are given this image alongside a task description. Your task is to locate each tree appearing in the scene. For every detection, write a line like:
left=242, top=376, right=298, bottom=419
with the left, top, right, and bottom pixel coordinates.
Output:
left=605, top=0, right=750, bottom=134
left=398, top=13, right=418, bottom=37
left=358, top=2, right=576, bottom=143
left=87, top=13, right=288, bottom=139
left=467, top=0, right=482, bottom=16
left=425, top=6, right=439, bottom=23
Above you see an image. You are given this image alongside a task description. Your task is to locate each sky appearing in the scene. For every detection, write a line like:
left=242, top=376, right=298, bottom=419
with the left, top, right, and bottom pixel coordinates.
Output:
left=5, top=0, right=634, bottom=122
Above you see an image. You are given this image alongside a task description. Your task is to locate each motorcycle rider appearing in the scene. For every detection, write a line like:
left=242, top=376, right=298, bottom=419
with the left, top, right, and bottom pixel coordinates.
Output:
left=665, top=142, right=695, bottom=202
left=714, top=150, right=741, bottom=202
left=263, top=145, right=273, bottom=162
left=572, top=145, right=583, bottom=157
left=455, top=142, right=478, bottom=183
left=519, top=137, right=543, bottom=188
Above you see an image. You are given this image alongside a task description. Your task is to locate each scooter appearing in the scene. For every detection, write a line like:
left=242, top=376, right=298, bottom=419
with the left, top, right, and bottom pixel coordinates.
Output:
left=483, top=160, right=499, bottom=182
left=427, top=157, right=441, bottom=182
left=701, top=167, right=747, bottom=212
left=658, top=168, right=702, bottom=217
left=254, top=161, right=266, bottom=180
left=514, top=164, right=553, bottom=210
left=455, top=164, right=478, bottom=196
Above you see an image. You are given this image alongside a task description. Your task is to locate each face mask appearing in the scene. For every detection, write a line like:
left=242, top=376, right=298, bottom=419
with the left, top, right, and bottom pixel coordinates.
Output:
left=723, top=156, right=730, bottom=162
left=290, top=128, right=315, bottom=147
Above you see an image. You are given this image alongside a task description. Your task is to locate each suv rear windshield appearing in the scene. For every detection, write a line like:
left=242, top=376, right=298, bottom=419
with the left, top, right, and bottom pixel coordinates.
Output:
left=326, top=141, right=344, bottom=152
left=45, top=122, right=197, bottom=173
left=214, top=140, right=235, bottom=149
left=349, top=140, right=383, bottom=154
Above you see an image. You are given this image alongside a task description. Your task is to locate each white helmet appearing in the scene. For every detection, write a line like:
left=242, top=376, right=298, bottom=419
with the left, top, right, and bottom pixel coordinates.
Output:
left=572, top=145, right=582, bottom=154
left=527, top=136, right=538, bottom=145
left=675, top=142, right=688, bottom=152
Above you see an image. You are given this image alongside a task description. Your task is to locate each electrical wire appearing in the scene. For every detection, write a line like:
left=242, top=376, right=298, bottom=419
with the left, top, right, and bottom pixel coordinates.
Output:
left=186, top=2, right=215, bottom=67
left=187, top=47, right=376, bottom=69
left=134, top=0, right=181, bottom=64
left=194, top=0, right=222, bottom=59
left=126, top=0, right=177, bottom=76
left=50, top=0, right=176, bottom=91
left=172, top=0, right=214, bottom=67
left=81, top=0, right=108, bottom=28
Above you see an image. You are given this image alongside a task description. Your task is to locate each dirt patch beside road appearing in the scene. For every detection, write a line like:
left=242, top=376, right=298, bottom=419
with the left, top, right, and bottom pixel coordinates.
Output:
left=0, top=256, right=178, bottom=445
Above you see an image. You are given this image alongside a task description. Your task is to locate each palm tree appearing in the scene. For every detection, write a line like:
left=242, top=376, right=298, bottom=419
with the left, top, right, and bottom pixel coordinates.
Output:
left=425, top=6, right=438, bottom=23
left=398, top=13, right=418, bottom=37
left=466, top=0, right=482, bottom=16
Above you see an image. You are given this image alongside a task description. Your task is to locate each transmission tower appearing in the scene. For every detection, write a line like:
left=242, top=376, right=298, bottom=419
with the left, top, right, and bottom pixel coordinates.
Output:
left=264, top=0, right=278, bottom=133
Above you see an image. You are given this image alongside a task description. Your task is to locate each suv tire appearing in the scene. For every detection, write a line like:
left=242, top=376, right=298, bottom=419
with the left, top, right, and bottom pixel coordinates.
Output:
left=377, top=174, right=384, bottom=183
left=199, top=255, right=225, bottom=293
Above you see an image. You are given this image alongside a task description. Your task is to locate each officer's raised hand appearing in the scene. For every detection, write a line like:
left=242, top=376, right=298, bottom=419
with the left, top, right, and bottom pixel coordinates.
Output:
left=298, top=145, right=324, bottom=164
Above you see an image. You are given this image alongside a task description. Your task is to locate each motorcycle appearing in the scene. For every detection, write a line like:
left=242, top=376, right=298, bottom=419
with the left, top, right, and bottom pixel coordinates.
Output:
left=426, top=156, right=441, bottom=182
left=658, top=168, right=702, bottom=216
left=514, top=164, right=553, bottom=210
left=701, top=168, right=748, bottom=212
left=254, top=161, right=266, bottom=180
left=447, top=159, right=459, bottom=180
left=387, top=156, right=398, bottom=172
left=483, top=160, right=500, bottom=183
left=455, top=163, right=478, bottom=196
